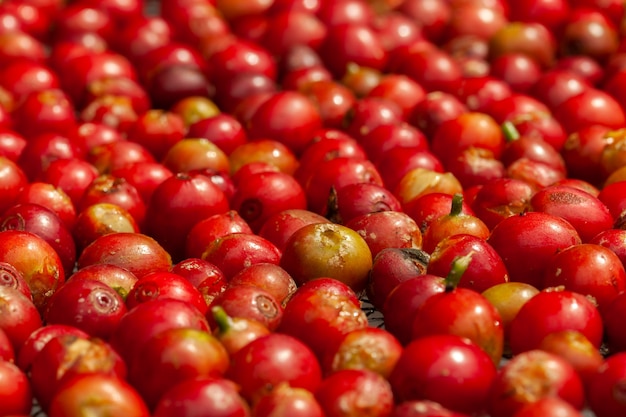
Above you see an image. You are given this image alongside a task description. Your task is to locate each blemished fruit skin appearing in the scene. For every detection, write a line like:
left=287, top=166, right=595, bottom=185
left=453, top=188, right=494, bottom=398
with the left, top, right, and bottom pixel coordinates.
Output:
left=3, top=0, right=626, bottom=415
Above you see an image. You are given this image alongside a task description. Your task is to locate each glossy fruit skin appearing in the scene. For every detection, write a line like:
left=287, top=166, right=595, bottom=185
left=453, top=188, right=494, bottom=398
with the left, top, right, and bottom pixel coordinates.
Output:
left=508, top=289, right=604, bottom=355
left=48, top=373, right=150, bottom=417
left=16, top=324, right=89, bottom=374
left=227, top=333, right=323, bottom=405
left=488, top=349, right=585, bottom=417
left=247, top=91, right=322, bottom=155
left=382, top=273, right=446, bottom=345
left=68, top=262, right=138, bottom=300
left=13, top=181, right=77, bottom=230
left=186, top=113, right=248, bottom=156
left=530, top=185, right=614, bottom=242
left=253, top=383, right=324, bottom=417
left=445, top=146, right=507, bottom=189
left=358, top=122, right=429, bottom=165
left=85, top=76, right=151, bottom=116
left=345, top=210, right=423, bottom=258
left=561, top=9, right=619, bottom=64
left=202, top=233, right=282, bottom=280
left=0, top=260, right=32, bottom=301
left=511, top=396, right=585, bottom=417
left=344, top=97, right=404, bottom=142
left=110, top=298, right=210, bottom=366
left=481, top=282, right=540, bottom=349
left=375, top=147, right=444, bottom=193
left=228, top=263, right=297, bottom=307
left=427, top=234, right=509, bottom=293
left=0, top=202, right=77, bottom=276
left=0, top=229, right=65, bottom=313
left=280, top=222, right=373, bottom=292
left=30, top=332, right=126, bottom=409
left=211, top=305, right=271, bottom=356
left=257, top=209, right=330, bottom=253
left=487, top=212, right=582, bottom=288
left=261, top=10, right=326, bottom=58
left=303, top=157, right=384, bottom=215
left=152, top=376, right=251, bottom=417
left=78, top=174, right=146, bottom=228
left=0, top=57, right=59, bottom=103
left=145, top=172, right=230, bottom=262
left=0, top=360, right=32, bottom=416
left=507, top=159, right=565, bottom=193
left=206, top=36, right=275, bottom=83
left=10, top=1, right=626, bottom=414
left=126, top=109, right=185, bottom=161
left=322, top=327, right=403, bottom=379
left=561, top=125, right=613, bottom=186
left=490, top=52, right=542, bottom=93
left=542, top=243, right=626, bottom=311
left=77, top=232, right=172, bottom=279
left=394, top=167, right=464, bottom=206
left=538, top=330, right=604, bottom=385
left=87, top=141, right=154, bottom=175
left=74, top=121, right=123, bottom=151
left=366, top=247, right=429, bottom=312
left=411, top=281, right=505, bottom=365
left=314, top=368, right=394, bottom=417
left=421, top=193, right=490, bottom=253
left=72, top=202, right=140, bottom=252
left=500, top=130, right=567, bottom=174
left=408, top=91, right=467, bottom=139
left=12, top=89, right=77, bottom=141
left=126, top=270, right=208, bottom=314
left=129, top=327, right=230, bottom=408
left=602, top=291, right=626, bottom=354
left=403, top=192, right=475, bottom=233
left=389, top=334, right=497, bottom=415
left=396, top=45, right=462, bottom=94
left=587, top=352, right=626, bottom=417
left=230, top=171, right=307, bottom=233
left=294, top=133, right=367, bottom=187
left=530, top=67, right=590, bottom=109
left=44, top=277, right=127, bottom=340
left=278, top=278, right=368, bottom=359
left=0, top=327, right=12, bottom=362
left=554, top=88, right=626, bottom=134
left=318, top=23, right=387, bottom=79
left=209, top=284, right=283, bottom=332
left=39, top=157, right=99, bottom=208
left=326, top=182, right=403, bottom=225
left=597, top=180, right=626, bottom=221
left=391, top=399, right=471, bottom=416
left=161, top=137, right=229, bottom=175
left=469, top=178, right=534, bottom=230
left=184, top=210, right=252, bottom=260
left=488, top=22, right=556, bottom=69
left=366, top=73, right=425, bottom=118
left=430, top=111, right=505, bottom=166
left=229, top=138, right=299, bottom=177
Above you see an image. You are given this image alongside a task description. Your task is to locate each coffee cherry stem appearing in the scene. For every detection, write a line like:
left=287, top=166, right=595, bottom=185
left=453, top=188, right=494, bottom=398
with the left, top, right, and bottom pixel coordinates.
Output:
left=450, top=193, right=465, bottom=217
left=212, top=305, right=232, bottom=334
left=445, top=251, right=474, bottom=292
left=502, top=120, right=521, bottom=142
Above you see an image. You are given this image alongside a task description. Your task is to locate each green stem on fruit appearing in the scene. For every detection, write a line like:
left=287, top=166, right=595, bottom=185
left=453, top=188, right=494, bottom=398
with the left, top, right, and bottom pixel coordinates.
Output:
left=445, top=252, right=474, bottom=292
left=212, top=306, right=232, bottom=334
left=113, top=286, right=129, bottom=301
left=502, top=120, right=521, bottom=142
left=449, top=193, right=464, bottom=216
